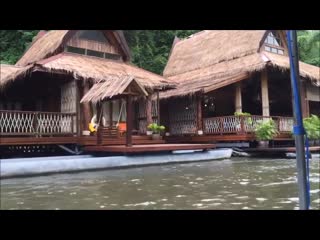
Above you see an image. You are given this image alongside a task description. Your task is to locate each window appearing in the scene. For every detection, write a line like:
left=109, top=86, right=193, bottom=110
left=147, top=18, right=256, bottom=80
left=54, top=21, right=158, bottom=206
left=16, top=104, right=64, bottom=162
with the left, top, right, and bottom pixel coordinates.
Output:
left=87, top=49, right=104, bottom=58
left=78, top=30, right=107, bottom=43
left=66, top=46, right=86, bottom=54
left=104, top=52, right=122, bottom=61
left=264, top=31, right=285, bottom=55
left=65, top=46, right=122, bottom=61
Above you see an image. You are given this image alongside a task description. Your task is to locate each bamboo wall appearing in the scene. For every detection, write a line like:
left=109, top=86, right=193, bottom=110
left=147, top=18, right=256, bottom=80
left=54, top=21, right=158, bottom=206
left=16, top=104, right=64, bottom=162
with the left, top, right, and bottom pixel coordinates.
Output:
left=66, top=31, right=122, bottom=56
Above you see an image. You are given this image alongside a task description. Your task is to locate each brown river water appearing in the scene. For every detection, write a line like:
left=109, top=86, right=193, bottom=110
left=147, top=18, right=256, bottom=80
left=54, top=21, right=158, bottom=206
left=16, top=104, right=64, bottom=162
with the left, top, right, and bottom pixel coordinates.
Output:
left=1, top=156, right=319, bottom=210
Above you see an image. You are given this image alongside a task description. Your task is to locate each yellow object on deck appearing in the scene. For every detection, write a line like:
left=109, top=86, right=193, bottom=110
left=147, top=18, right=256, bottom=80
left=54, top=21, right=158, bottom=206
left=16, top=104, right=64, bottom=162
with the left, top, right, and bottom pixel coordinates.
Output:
left=89, top=123, right=97, bottom=132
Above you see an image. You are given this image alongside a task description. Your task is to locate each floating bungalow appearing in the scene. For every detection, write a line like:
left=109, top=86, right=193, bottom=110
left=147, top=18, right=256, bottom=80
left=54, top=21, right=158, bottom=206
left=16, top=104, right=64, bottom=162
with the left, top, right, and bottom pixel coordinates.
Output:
left=159, top=30, right=320, bottom=146
left=1, top=30, right=319, bottom=157
left=0, top=30, right=214, bottom=155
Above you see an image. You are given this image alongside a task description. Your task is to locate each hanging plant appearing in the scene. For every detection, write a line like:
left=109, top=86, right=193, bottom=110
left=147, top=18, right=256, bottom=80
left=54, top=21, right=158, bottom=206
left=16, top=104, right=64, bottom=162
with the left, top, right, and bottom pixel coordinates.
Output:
left=254, top=119, right=279, bottom=141
left=303, top=115, right=320, bottom=140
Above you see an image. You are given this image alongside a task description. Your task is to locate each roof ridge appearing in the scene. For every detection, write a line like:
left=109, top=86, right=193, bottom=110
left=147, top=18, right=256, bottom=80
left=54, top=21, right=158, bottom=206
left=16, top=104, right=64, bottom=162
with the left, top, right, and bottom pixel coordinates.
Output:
left=175, top=30, right=207, bottom=45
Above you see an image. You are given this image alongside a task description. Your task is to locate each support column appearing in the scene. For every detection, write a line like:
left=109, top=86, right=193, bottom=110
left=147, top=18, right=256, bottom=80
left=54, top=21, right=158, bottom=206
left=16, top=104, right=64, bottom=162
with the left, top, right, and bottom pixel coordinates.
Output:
left=76, top=81, right=81, bottom=136
left=82, top=81, right=92, bottom=131
left=126, top=95, right=133, bottom=147
left=197, top=95, right=203, bottom=132
left=146, top=95, right=153, bottom=125
left=235, top=82, right=242, bottom=113
left=300, top=80, right=309, bottom=118
left=157, top=91, right=160, bottom=124
left=261, top=70, right=270, bottom=116
left=109, top=101, right=113, bottom=127
left=96, top=103, right=102, bottom=127
left=96, top=102, right=102, bottom=145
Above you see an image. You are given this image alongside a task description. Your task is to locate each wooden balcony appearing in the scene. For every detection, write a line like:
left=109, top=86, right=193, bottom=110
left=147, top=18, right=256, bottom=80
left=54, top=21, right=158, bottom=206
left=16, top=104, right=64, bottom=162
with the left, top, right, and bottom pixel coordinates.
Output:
left=203, top=115, right=294, bottom=135
left=166, top=115, right=294, bottom=143
left=0, top=110, right=77, bottom=137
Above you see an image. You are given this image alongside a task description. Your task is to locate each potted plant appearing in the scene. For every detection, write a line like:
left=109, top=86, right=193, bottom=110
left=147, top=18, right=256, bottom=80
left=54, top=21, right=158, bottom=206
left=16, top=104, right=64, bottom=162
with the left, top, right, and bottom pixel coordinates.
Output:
left=254, top=119, right=279, bottom=148
left=303, top=115, right=320, bottom=146
left=146, top=126, right=153, bottom=136
left=234, top=112, right=253, bottom=131
left=147, top=123, right=166, bottom=140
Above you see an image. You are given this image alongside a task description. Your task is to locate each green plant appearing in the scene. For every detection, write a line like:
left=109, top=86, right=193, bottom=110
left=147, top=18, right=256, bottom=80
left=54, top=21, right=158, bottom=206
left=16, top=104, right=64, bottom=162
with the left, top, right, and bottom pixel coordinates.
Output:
left=147, top=123, right=166, bottom=134
left=254, top=119, right=279, bottom=141
left=303, top=115, right=320, bottom=140
left=234, top=112, right=253, bottom=125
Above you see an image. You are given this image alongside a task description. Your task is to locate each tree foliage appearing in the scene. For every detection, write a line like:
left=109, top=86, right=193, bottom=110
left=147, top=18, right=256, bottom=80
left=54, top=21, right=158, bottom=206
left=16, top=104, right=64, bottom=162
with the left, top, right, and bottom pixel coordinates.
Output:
left=0, top=30, right=318, bottom=74
left=297, top=30, right=320, bottom=67
left=0, top=30, right=38, bottom=64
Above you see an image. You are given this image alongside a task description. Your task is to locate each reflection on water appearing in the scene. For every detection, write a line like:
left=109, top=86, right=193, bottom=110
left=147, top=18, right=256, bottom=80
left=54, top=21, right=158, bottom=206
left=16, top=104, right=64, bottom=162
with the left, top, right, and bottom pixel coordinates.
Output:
left=1, top=156, right=319, bottom=210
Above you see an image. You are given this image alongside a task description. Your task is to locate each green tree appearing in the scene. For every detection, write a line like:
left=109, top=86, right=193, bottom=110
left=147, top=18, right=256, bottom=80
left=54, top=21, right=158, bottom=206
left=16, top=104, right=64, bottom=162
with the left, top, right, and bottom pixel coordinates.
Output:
left=0, top=30, right=39, bottom=64
left=297, top=30, right=320, bottom=67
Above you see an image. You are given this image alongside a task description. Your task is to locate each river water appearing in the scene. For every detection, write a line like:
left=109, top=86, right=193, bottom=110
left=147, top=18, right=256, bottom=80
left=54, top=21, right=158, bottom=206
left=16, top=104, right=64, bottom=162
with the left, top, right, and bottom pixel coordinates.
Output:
left=1, top=156, right=319, bottom=210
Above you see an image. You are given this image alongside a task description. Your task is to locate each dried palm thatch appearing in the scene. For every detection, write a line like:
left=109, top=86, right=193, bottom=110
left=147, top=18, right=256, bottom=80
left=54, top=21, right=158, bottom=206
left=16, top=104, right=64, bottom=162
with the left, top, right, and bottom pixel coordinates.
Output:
left=0, top=64, right=32, bottom=89
left=16, top=30, right=69, bottom=66
left=160, top=53, right=267, bottom=99
left=263, top=51, right=320, bottom=86
left=161, top=30, right=320, bottom=99
left=15, top=30, right=131, bottom=67
left=164, top=30, right=266, bottom=77
left=36, top=53, right=176, bottom=91
left=80, top=75, right=148, bottom=104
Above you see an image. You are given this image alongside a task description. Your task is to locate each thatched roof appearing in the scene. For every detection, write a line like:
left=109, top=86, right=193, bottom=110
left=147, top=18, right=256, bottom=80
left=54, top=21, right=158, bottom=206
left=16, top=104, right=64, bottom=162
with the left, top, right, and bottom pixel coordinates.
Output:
left=161, top=30, right=320, bottom=99
left=16, top=30, right=69, bottom=66
left=263, top=51, right=320, bottom=86
left=80, top=75, right=148, bottom=104
left=0, top=64, right=33, bottom=89
left=16, top=30, right=131, bottom=67
left=35, top=53, right=176, bottom=91
left=164, top=30, right=266, bottom=77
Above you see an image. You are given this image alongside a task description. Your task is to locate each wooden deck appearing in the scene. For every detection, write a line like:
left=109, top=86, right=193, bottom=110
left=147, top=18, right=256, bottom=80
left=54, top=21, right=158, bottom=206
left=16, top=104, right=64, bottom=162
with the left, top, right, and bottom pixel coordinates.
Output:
left=166, top=133, right=293, bottom=143
left=84, top=143, right=215, bottom=153
left=79, top=135, right=165, bottom=146
left=0, top=136, right=78, bottom=146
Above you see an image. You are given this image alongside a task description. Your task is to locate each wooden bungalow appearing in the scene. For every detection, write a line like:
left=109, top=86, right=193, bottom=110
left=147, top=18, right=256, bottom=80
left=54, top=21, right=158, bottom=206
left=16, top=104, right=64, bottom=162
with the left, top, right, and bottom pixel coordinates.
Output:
left=158, top=30, right=320, bottom=144
left=0, top=30, right=217, bottom=154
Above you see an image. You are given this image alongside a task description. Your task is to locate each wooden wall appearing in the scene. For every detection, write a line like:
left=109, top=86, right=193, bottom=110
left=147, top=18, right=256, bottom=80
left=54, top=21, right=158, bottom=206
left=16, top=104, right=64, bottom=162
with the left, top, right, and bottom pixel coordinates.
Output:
left=66, top=31, right=123, bottom=58
left=167, top=97, right=197, bottom=135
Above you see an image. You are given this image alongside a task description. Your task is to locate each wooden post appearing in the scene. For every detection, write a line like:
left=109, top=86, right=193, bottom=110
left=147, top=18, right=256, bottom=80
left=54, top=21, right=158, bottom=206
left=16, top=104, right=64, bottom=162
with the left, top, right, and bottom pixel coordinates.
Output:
left=96, top=102, right=102, bottom=145
left=146, top=95, right=153, bottom=125
left=126, top=95, right=133, bottom=147
left=261, top=70, right=270, bottom=116
left=300, top=80, right=309, bottom=118
left=109, top=101, right=113, bottom=127
left=157, top=91, right=160, bottom=124
left=82, top=81, right=92, bottom=131
left=76, top=81, right=81, bottom=136
left=96, top=103, right=102, bottom=127
left=235, top=82, right=242, bottom=113
left=197, top=95, right=203, bottom=132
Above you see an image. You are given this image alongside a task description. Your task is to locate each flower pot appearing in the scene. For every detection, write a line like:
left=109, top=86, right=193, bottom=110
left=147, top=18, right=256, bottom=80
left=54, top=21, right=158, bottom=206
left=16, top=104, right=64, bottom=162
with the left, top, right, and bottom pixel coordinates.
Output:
left=258, top=140, right=269, bottom=148
left=152, top=133, right=162, bottom=140
left=146, top=130, right=153, bottom=136
left=82, top=130, right=90, bottom=136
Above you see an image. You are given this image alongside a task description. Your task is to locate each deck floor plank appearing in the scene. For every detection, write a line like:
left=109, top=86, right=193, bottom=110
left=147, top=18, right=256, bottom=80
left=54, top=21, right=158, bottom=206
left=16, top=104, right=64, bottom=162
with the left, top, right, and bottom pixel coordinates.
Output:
left=84, top=143, right=215, bottom=153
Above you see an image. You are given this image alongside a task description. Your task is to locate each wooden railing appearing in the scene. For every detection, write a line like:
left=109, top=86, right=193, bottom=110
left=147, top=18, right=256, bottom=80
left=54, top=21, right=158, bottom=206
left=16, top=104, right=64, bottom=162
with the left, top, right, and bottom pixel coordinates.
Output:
left=203, top=115, right=294, bottom=135
left=0, top=110, right=77, bottom=136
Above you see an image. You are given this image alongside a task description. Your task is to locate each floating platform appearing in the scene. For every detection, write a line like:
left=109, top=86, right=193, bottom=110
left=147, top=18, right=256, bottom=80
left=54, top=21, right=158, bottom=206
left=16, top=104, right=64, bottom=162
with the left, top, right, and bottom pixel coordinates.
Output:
left=244, top=146, right=320, bottom=153
left=84, top=143, right=215, bottom=153
left=0, top=149, right=232, bottom=179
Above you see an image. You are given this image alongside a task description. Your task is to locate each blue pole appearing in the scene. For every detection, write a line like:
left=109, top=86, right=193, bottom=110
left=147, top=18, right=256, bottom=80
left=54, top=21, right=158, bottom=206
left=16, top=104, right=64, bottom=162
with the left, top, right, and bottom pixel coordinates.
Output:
left=287, top=30, right=309, bottom=210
